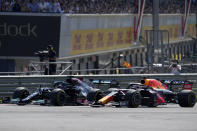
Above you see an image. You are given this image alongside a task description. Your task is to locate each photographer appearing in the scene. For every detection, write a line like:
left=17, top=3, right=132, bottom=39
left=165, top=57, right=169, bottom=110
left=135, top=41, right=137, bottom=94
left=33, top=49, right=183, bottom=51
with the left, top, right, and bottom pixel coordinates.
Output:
left=169, top=60, right=181, bottom=75
left=46, top=45, right=56, bottom=75
left=35, top=45, right=56, bottom=75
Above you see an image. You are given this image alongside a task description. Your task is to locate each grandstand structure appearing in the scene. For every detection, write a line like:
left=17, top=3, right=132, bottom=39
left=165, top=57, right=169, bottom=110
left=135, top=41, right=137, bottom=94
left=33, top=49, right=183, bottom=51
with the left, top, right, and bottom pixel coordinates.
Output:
left=0, top=0, right=196, bottom=75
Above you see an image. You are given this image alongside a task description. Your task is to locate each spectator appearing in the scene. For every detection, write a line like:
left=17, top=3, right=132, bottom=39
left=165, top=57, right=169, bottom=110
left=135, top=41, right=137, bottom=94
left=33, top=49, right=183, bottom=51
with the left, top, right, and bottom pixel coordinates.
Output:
left=21, top=0, right=30, bottom=12
left=5, top=0, right=13, bottom=12
left=1, top=1, right=6, bottom=12
left=12, top=0, right=21, bottom=12
left=29, top=0, right=39, bottom=12
left=0, top=0, right=196, bottom=14
left=25, top=0, right=33, bottom=12
left=53, top=0, right=63, bottom=13
left=48, top=0, right=54, bottom=12
left=169, top=60, right=182, bottom=75
left=38, top=0, right=49, bottom=12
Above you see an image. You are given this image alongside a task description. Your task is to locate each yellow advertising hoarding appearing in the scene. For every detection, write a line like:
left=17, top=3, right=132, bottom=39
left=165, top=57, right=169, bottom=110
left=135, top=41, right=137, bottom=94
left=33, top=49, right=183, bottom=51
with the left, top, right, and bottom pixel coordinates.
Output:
left=71, top=24, right=196, bottom=56
left=71, top=27, right=133, bottom=55
left=187, top=24, right=196, bottom=37
left=159, top=24, right=180, bottom=41
left=141, top=25, right=180, bottom=42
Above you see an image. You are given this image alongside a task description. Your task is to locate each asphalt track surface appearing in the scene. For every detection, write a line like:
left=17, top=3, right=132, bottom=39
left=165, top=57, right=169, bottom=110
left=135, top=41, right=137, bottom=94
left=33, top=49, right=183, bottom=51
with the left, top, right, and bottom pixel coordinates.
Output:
left=0, top=104, right=197, bottom=131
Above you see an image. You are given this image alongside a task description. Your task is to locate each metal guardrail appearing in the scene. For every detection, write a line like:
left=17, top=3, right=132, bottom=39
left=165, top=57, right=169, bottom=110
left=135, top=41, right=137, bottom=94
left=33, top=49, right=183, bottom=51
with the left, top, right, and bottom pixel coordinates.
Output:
left=0, top=73, right=197, bottom=96
left=0, top=73, right=197, bottom=84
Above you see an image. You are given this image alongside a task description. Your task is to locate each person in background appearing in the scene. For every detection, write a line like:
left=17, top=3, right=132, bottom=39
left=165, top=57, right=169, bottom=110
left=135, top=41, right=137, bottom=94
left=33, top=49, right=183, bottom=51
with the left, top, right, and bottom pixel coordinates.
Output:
left=38, top=0, right=49, bottom=12
left=24, top=0, right=32, bottom=12
left=12, top=0, right=21, bottom=12
left=47, top=45, right=56, bottom=75
left=29, top=0, right=39, bottom=12
left=48, top=0, right=54, bottom=12
left=53, top=0, right=63, bottom=13
left=5, top=0, right=13, bottom=12
left=169, top=60, right=181, bottom=75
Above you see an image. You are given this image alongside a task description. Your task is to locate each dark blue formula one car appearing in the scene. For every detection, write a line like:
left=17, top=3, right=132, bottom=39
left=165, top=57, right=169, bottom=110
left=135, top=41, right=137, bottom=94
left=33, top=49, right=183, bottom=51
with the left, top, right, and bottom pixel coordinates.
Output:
left=12, top=77, right=102, bottom=106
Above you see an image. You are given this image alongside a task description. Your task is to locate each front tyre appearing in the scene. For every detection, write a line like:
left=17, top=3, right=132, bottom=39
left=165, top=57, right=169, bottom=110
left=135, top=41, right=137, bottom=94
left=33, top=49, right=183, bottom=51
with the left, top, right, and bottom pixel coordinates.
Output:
left=178, top=90, right=196, bottom=107
left=87, top=89, right=103, bottom=102
left=50, top=88, right=66, bottom=106
left=125, top=90, right=141, bottom=108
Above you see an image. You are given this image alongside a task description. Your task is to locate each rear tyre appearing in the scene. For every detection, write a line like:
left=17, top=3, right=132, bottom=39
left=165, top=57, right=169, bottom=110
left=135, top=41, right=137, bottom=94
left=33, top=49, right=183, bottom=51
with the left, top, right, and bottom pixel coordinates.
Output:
left=178, top=90, right=196, bottom=107
left=50, top=88, right=66, bottom=106
left=12, top=87, right=29, bottom=99
left=125, top=89, right=141, bottom=108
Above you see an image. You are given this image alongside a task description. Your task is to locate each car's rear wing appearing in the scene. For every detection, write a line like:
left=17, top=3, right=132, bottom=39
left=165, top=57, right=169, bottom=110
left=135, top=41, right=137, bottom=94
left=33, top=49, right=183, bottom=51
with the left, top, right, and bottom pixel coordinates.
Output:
left=162, top=80, right=193, bottom=92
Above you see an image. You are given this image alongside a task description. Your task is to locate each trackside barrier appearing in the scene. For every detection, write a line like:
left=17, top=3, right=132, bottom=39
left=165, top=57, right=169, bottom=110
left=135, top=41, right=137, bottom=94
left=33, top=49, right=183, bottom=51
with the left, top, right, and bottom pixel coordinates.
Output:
left=0, top=73, right=197, bottom=97
left=0, top=73, right=197, bottom=84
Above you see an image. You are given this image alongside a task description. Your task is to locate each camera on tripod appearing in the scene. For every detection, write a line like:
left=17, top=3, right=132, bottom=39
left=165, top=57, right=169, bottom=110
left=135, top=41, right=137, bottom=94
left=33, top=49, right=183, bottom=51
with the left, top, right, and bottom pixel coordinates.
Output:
left=34, top=50, right=49, bottom=62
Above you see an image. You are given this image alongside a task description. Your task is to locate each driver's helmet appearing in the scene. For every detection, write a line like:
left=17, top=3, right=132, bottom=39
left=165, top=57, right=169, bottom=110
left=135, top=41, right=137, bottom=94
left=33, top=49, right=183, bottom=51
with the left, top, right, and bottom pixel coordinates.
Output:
left=66, top=78, right=79, bottom=85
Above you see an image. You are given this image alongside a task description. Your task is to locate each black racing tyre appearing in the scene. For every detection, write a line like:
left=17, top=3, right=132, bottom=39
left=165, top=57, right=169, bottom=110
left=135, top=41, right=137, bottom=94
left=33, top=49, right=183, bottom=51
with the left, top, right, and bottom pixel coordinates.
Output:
left=178, top=90, right=196, bottom=107
left=125, top=89, right=141, bottom=108
left=87, top=89, right=103, bottom=102
left=50, top=88, right=66, bottom=106
left=12, top=87, right=29, bottom=99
